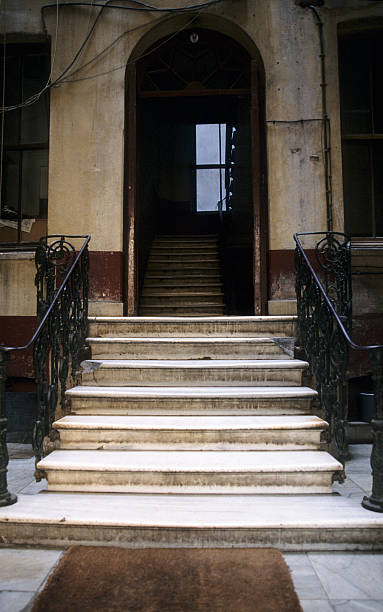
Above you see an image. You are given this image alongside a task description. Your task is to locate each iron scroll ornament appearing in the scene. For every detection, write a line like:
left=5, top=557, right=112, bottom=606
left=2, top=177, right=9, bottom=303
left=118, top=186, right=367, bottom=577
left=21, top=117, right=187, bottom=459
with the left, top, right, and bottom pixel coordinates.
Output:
left=294, top=233, right=351, bottom=465
left=294, top=231, right=383, bottom=511
left=0, top=235, right=90, bottom=503
left=33, top=236, right=90, bottom=471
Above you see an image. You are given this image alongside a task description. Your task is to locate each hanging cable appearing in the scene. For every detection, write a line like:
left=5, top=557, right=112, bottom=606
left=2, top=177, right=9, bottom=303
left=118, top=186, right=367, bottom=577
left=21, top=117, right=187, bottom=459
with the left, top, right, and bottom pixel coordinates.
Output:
left=1, top=0, right=225, bottom=112
left=59, top=12, right=200, bottom=84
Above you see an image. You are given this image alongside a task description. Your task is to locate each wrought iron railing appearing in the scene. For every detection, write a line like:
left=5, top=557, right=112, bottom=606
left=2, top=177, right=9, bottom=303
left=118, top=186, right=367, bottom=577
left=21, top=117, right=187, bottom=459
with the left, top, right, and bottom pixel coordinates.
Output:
left=294, top=231, right=383, bottom=512
left=0, top=235, right=90, bottom=507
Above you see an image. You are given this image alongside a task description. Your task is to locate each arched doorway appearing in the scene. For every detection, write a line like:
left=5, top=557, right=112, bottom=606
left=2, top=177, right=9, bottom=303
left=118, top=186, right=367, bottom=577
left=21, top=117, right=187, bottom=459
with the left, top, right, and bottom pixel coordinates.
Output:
left=124, top=25, right=267, bottom=316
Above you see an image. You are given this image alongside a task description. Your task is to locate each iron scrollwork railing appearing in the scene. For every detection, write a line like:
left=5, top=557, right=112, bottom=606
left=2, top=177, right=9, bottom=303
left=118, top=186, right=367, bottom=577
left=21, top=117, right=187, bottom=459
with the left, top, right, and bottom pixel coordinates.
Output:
left=0, top=234, right=90, bottom=506
left=294, top=231, right=383, bottom=512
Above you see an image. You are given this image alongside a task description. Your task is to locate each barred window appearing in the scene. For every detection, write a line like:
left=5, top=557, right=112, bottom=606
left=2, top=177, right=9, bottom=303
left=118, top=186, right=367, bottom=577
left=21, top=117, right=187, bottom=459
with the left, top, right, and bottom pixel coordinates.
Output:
left=0, top=44, right=50, bottom=245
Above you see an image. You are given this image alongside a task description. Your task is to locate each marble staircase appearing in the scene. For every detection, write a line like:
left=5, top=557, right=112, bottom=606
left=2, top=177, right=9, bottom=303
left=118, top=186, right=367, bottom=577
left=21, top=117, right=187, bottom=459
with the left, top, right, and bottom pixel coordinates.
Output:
left=37, top=316, right=341, bottom=495
left=3, top=316, right=383, bottom=550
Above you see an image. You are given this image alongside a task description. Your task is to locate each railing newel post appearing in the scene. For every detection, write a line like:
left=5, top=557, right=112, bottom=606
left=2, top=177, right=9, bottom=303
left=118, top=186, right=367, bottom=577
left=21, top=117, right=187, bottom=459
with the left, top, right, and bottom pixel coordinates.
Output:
left=0, top=349, right=17, bottom=507
left=362, top=347, right=383, bottom=513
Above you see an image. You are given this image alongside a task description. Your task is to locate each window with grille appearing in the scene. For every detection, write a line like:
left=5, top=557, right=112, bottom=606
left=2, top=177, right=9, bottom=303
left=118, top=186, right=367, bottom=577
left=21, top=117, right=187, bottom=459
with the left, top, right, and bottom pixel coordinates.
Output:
left=0, top=43, right=50, bottom=245
left=339, top=32, right=383, bottom=237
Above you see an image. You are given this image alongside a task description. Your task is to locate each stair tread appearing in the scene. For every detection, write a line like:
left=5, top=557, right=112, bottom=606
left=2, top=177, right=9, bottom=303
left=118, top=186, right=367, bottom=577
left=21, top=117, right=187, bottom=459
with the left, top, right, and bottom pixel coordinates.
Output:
left=67, top=385, right=317, bottom=398
left=2, top=493, right=380, bottom=533
left=89, top=316, right=297, bottom=322
left=87, top=337, right=277, bottom=344
left=83, top=358, right=307, bottom=369
left=38, top=450, right=341, bottom=472
left=54, top=415, right=326, bottom=431
left=141, top=292, right=224, bottom=296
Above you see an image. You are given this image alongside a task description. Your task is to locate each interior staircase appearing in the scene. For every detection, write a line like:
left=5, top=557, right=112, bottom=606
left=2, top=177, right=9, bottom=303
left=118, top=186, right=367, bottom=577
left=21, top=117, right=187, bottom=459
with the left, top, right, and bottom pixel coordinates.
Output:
left=4, top=315, right=383, bottom=549
left=139, top=235, right=225, bottom=316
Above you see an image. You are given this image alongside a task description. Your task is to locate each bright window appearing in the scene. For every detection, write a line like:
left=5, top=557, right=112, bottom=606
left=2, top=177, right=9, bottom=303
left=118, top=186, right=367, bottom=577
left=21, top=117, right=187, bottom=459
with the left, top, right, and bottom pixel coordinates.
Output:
left=195, top=123, right=227, bottom=212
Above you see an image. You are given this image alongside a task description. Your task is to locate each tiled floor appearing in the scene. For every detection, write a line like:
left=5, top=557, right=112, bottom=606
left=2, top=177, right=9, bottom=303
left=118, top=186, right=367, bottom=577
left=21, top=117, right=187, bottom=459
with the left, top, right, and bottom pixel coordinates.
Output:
left=1, top=444, right=382, bottom=612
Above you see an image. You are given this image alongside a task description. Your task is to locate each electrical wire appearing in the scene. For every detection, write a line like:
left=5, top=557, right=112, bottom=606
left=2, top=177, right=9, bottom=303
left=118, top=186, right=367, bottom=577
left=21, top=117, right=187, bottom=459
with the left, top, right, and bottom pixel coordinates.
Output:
left=1, top=0, right=60, bottom=112
left=59, top=12, right=200, bottom=84
left=1, top=0, right=225, bottom=112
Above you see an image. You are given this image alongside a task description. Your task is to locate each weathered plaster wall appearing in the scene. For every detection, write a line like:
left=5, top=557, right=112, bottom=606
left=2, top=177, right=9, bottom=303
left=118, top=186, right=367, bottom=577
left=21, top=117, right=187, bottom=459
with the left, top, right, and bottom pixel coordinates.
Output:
left=0, top=253, right=36, bottom=317
left=2, top=0, right=383, bottom=318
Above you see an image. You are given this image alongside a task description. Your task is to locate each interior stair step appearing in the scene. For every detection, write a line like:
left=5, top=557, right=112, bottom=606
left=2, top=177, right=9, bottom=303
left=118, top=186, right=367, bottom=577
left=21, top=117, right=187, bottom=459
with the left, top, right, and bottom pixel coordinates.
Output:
left=147, top=262, right=220, bottom=271
left=156, top=235, right=218, bottom=241
left=88, top=316, right=297, bottom=338
left=37, top=449, right=342, bottom=494
left=87, top=337, right=288, bottom=360
left=145, top=271, right=222, bottom=279
left=54, top=415, right=327, bottom=450
left=138, top=305, right=225, bottom=316
left=80, top=359, right=308, bottom=387
left=142, top=286, right=223, bottom=294
left=148, top=256, right=220, bottom=265
left=140, top=295, right=224, bottom=307
left=144, top=279, right=223, bottom=288
left=151, top=247, right=219, bottom=255
left=67, top=385, right=317, bottom=416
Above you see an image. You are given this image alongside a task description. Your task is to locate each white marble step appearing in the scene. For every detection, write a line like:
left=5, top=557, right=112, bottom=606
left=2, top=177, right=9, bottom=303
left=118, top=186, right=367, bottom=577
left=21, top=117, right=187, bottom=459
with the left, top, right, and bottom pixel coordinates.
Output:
left=88, top=316, right=297, bottom=338
left=54, top=415, right=326, bottom=450
left=80, top=358, right=308, bottom=387
left=3, top=492, right=382, bottom=550
left=37, top=449, right=341, bottom=494
left=87, top=337, right=287, bottom=360
left=67, top=385, right=317, bottom=415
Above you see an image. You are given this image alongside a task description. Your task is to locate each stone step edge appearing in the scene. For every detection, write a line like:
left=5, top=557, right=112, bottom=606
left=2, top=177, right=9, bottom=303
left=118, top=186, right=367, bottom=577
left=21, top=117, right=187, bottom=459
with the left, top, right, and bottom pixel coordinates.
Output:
left=37, top=450, right=341, bottom=473
left=86, top=337, right=278, bottom=344
left=88, top=316, right=297, bottom=322
left=66, top=386, right=317, bottom=398
left=53, top=415, right=327, bottom=431
left=81, top=358, right=308, bottom=370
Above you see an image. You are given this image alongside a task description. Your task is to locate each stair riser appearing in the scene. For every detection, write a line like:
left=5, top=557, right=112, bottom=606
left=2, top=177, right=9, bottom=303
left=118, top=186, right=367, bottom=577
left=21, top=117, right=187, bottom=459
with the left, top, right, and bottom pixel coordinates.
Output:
left=81, top=366, right=304, bottom=387
left=69, top=397, right=314, bottom=416
left=4, top=521, right=383, bottom=551
left=57, top=429, right=323, bottom=450
left=88, top=319, right=297, bottom=338
left=43, top=470, right=334, bottom=494
left=88, top=341, right=285, bottom=360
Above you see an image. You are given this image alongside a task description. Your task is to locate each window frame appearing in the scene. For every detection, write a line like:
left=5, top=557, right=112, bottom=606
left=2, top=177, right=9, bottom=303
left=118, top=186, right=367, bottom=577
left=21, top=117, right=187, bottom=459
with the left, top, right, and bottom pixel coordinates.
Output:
left=0, top=42, right=50, bottom=247
left=339, top=31, right=383, bottom=239
left=194, top=122, right=229, bottom=214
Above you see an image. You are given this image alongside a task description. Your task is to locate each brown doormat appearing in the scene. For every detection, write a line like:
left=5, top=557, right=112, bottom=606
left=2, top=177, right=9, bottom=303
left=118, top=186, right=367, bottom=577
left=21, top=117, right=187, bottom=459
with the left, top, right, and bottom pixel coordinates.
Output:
left=32, top=546, right=302, bottom=612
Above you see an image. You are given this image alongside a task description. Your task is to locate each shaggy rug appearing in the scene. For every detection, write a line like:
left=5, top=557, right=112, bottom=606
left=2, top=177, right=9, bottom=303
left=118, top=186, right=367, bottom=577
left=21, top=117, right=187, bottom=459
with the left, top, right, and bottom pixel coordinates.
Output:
left=32, top=546, right=302, bottom=611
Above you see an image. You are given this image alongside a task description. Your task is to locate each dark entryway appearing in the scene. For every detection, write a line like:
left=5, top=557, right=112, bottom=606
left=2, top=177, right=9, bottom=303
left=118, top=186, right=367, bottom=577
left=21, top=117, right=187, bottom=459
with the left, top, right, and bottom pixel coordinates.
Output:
left=125, top=27, right=267, bottom=316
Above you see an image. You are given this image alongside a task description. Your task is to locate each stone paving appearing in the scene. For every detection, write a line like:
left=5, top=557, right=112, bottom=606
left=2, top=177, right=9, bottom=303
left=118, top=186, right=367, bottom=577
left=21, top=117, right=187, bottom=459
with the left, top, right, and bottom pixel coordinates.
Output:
left=1, top=444, right=382, bottom=611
